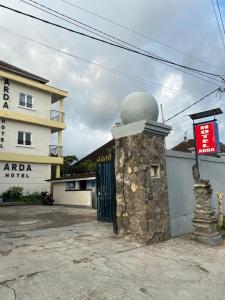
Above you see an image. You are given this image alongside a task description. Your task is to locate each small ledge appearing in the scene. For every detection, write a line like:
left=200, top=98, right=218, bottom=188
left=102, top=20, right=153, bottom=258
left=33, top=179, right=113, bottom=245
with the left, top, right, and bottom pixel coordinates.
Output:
left=65, top=189, right=92, bottom=192
left=17, top=105, right=36, bottom=111
left=112, top=119, right=172, bottom=139
left=16, top=144, right=35, bottom=149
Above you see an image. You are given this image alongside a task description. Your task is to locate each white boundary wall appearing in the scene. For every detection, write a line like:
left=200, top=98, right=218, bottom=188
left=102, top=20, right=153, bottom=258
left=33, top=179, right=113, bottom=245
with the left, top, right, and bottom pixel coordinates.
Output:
left=166, top=150, right=225, bottom=237
left=51, top=150, right=225, bottom=235
left=52, top=182, right=92, bottom=207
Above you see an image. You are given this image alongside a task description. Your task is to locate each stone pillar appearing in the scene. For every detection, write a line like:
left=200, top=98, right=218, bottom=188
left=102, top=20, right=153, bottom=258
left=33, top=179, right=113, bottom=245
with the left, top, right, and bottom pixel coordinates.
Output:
left=192, top=179, right=222, bottom=246
left=112, top=119, right=171, bottom=244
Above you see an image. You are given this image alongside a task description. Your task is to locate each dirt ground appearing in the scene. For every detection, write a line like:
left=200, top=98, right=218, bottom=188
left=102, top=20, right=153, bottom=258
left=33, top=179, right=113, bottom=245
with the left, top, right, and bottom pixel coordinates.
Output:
left=0, top=205, right=225, bottom=300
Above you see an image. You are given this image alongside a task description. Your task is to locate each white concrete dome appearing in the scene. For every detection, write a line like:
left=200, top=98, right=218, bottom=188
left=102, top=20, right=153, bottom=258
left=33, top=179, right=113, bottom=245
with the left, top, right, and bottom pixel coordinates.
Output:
left=120, top=92, right=159, bottom=124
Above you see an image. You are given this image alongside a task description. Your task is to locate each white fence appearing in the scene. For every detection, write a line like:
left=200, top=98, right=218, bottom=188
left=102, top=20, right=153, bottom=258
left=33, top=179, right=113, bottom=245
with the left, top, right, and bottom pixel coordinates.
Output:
left=166, top=150, right=225, bottom=237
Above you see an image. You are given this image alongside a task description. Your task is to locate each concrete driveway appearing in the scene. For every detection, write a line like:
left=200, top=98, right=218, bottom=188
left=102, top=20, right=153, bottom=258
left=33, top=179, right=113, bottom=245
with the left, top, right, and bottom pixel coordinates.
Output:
left=0, top=205, right=96, bottom=232
left=0, top=205, right=225, bottom=300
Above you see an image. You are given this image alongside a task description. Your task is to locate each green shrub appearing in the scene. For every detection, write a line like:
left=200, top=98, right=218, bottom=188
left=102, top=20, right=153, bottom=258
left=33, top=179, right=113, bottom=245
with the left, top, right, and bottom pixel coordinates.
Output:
left=2, top=186, right=24, bottom=202
left=20, top=193, right=42, bottom=205
left=1, top=188, right=42, bottom=204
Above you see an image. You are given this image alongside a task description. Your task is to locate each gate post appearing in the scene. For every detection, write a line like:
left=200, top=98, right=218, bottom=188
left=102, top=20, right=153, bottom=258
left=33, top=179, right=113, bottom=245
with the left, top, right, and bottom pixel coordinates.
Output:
left=111, top=92, right=171, bottom=244
left=192, top=179, right=222, bottom=246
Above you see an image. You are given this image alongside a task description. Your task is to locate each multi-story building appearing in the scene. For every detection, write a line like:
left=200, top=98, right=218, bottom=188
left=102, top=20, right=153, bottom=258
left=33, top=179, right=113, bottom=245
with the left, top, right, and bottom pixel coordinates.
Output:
left=0, top=61, right=68, bottom=194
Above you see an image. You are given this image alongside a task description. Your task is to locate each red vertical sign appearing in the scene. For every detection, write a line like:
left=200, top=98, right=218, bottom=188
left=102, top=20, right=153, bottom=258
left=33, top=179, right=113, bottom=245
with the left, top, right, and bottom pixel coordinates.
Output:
left=194, top=122, right=219, bottom=155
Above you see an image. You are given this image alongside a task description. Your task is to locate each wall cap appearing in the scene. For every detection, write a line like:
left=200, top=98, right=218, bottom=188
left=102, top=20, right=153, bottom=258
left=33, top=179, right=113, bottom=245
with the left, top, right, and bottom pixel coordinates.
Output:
left=111, top=119, right=172, bottom=139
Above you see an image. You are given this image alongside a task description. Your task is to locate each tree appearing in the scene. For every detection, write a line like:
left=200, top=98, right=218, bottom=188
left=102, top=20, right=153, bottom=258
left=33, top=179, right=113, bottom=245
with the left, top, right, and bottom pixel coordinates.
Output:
left=62, top=155, right=78, bottom=175
left=51, top=155, right=78, bottom=178
left=72, top=159, right=96, bottom=174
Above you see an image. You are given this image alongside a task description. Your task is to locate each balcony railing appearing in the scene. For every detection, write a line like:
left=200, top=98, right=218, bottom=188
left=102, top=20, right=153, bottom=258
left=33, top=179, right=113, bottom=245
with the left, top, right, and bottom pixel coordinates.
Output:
left=49, top=145, right=63, bottom=157
left=50, top=110, right=65, bottom=123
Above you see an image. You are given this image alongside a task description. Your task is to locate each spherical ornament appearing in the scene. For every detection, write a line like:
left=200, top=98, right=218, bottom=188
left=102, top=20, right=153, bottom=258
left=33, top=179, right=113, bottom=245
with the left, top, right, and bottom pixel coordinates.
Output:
left=120, top=92, right=159, bottom=124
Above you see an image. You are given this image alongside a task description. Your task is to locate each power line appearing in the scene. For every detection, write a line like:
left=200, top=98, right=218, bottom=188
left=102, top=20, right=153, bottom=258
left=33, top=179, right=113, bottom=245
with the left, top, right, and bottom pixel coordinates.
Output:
left=2, top=25, right=221, bottom=124
left=171, top=118, right=190, bottom=127
left=1, top=6, right=223, bottom=124
left=166, top=89, right=223, bottom=126
left=19, top=0, right=132, bottom=49
left=0, top=4, right=224, bottom=83
left=24, top=0, right=159, bottom=54
left=158, top=67, right=220, bottom=87
left=24, top=0, right=224, bottom=82
left=209, top=88, right=225, bottom=108
left=216, top=0, right=225, bottom=33
left=20, top=0, right=222, bottom=86
left=169, top=127, right=193, bottom=147
left=211, top=0, right=225, bottom=48
left=59, top=0, right=225, bottom=73
left=0, top=26, right=199, bottom=98
left=165, top=86, right=224, bottom=122
left=0, top=26, right=221, bottom=137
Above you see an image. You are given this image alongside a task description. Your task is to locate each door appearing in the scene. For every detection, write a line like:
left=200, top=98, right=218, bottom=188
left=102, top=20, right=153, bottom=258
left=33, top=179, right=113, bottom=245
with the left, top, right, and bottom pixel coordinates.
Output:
left=96, top=161, right=117, bottom=232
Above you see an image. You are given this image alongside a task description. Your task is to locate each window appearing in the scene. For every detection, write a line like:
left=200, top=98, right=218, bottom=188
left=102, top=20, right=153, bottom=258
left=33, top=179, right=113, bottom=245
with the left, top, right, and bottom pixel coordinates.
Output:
left=80, top=180, right=87, bottom=190
left=17, top=131, right=32, bottom=146
left=91, top=180, right=95, bottom=188
left=150, top=164, right=160, bottom=178
left=65, top=181, right=76, bottom=191
left=19, top=93, right=33, bottom=108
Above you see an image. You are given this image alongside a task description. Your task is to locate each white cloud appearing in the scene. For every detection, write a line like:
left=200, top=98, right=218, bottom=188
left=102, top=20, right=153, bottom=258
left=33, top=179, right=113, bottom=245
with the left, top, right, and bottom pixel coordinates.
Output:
left=63, top=122, right=112, bottom=158
left=160, top=73, right=183, bottom=100
left=0, top=0, right=225, bottom=155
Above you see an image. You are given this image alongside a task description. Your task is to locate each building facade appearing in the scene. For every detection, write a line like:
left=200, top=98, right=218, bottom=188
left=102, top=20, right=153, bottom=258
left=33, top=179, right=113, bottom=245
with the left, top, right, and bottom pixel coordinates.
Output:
left=50, top=173, right=96, bottom=208
left=0, top=61, right=68, bottom=194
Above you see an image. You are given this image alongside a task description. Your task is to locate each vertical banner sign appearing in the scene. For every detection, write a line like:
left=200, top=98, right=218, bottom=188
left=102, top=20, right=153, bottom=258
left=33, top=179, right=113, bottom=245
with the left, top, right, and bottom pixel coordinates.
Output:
left=194, top=121, right=220, bottom=155
left=3, top=78, right=10, bottom=109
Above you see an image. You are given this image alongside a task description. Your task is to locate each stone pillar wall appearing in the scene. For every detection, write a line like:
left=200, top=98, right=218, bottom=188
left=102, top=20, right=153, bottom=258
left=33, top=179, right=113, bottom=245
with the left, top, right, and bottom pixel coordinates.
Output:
left=115, top=132, right=170, bottom=244
left=192, top=180, right=222, bottom=246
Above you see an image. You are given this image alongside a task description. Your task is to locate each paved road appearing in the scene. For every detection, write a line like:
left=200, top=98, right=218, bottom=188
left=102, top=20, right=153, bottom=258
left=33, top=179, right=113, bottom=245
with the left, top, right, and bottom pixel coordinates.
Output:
left=0, top=205, right=225, bottom=299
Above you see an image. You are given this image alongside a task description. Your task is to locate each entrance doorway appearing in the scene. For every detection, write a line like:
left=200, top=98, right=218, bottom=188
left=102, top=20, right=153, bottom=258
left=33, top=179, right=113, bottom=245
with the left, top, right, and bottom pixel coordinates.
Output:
left=96, top=161, right=117, bottom=232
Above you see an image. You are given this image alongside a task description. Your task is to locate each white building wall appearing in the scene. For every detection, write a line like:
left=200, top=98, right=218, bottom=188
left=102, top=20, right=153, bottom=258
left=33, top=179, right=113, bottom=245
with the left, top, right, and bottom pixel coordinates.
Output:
left=0, top=78, right=52, bottom=119
left=1, top=119, right=51, bottom=156
left=0, top=162, right=51, bottom=194
left=0, top=77, right=56, bottom=196
left=86, top=180, right=97, bottom=208
left=53, top=182, right=92, bottom=207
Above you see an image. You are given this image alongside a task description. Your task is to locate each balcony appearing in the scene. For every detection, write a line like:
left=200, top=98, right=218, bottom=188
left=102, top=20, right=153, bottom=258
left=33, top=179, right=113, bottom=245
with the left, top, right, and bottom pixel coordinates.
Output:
left=49, top=145, right=63, bottom=157
left=50, top=110, right=65, bottom=123
left=0, top=109, right=66, bottom=133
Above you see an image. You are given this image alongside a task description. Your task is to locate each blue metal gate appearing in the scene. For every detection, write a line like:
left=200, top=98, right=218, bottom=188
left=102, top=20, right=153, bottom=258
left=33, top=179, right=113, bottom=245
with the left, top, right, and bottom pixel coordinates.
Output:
left=96, top=161, right=117, bottom=231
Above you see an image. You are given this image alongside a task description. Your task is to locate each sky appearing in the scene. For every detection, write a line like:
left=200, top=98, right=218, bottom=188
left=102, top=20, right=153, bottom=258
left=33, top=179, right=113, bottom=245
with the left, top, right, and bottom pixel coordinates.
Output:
left=0, top=0, right=225, bottom=159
